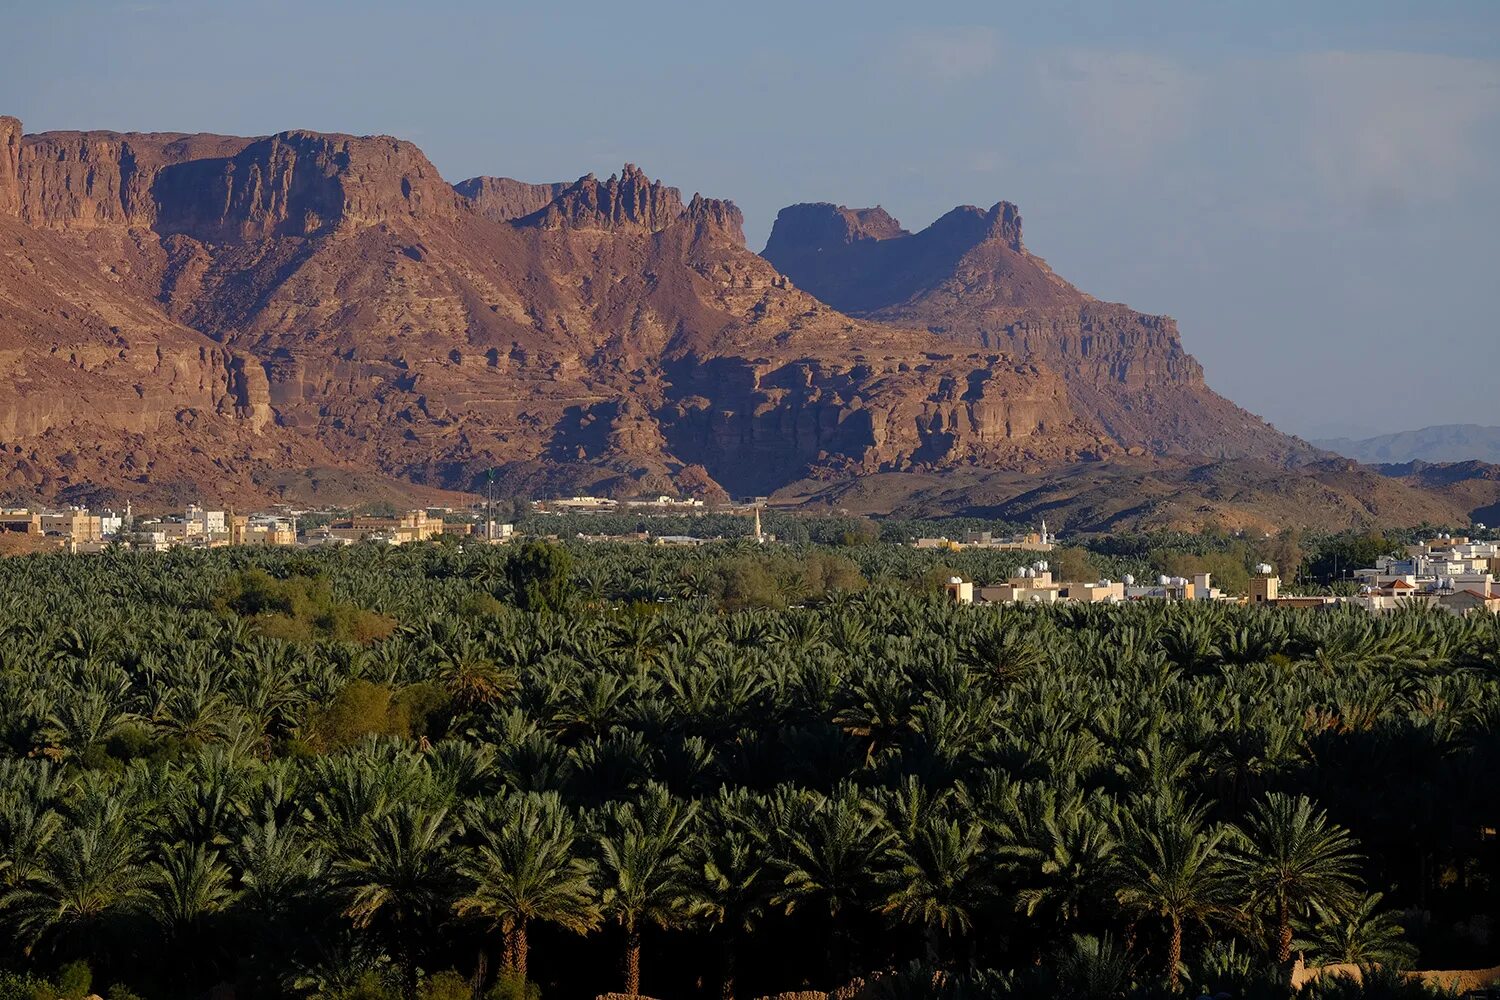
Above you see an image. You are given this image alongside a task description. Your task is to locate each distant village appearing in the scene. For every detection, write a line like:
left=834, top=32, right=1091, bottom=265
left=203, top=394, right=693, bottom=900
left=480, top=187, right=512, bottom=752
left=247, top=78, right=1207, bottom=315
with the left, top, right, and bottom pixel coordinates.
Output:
left=0, top=493, right=757, bottom=554
left=943, top=532, right=1500, bottom=616
left=2, top=496, right=1497, bottom=615
left=0, top=503, right=514, bottom=552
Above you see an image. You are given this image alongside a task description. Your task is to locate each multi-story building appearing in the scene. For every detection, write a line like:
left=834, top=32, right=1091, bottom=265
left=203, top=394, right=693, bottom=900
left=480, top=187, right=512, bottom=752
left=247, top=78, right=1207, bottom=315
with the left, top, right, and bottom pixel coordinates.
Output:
left=40, top=509, right=102, bottom=543
left=329, top=510, right=443, bottom=545
left=1351, top=536, right=1498, bottom=613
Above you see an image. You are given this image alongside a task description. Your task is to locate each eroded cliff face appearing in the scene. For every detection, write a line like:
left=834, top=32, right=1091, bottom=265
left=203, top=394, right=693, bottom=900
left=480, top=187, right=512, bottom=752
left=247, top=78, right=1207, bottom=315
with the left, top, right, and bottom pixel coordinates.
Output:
left=659, top=353, right=1089, bottom=495
left=0, top=215, right=308, bottom=503
left=517, top=164, right=685, bottom=233
left=0, top=116, right=20, bottom=218
left=1, top=114, right=1309, bottom=508
left=15, top=128, right=458, bottom=239
left=454, top=176, right=570, bottom=222
left=763, top=201, right=1312, bottom=463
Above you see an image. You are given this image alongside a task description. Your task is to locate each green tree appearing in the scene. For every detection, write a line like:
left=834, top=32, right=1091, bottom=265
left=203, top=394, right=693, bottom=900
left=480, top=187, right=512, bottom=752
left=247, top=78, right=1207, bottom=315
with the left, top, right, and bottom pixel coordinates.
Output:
left=505, top=541, right=572, bottom=613
left=1229, top=793, right=1362, bottom=963
left=456, top=792, right=599, bottom=981
left=1, top=815, right=149, bottom=956
left=879, top=814, right=993, bottom=963
left=598, top=784, right=697, bottom=997
left=687, top=797, right=770, bottom=1000
left=336, top=805, right=461, bottom=1000
left=1294, top=892, right=1418, bottom=968
left=1115, top=798, right=1238, bottom=991
left=776, top=786, right=894, bottom=984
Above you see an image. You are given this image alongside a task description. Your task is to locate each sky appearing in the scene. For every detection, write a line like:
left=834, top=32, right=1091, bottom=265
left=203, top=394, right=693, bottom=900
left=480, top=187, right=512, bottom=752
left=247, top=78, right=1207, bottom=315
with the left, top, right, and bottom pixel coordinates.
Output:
left=6, top=0, right=1498, bottom=441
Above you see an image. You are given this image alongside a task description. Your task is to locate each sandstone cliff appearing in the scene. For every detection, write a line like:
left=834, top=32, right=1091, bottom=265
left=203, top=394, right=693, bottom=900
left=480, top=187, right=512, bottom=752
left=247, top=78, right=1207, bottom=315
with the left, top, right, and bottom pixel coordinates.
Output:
left=1, top=116, right=1103, bottom=504
left=0, top=116, right=20, bottom=218
left=14, top=127, right=458, bottom=238
left=762, top=201, right=1314, bottom=463
left=4, top=113, right=1487, bottom=528
left=454, top=175, right=569, bottom=222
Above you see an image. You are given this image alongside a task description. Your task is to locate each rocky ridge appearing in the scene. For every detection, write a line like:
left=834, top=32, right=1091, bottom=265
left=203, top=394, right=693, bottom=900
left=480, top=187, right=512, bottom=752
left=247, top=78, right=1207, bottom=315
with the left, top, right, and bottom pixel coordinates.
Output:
left=3, top=114, right=1491, bottom=527
left=763, top=201, right=1309, bottom=462
left=1, top=117, right=1107, bottom=506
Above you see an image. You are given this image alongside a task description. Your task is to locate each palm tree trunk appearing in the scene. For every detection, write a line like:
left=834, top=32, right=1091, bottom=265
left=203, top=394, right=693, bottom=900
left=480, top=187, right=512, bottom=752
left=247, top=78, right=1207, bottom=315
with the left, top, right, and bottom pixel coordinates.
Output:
left=1167, top=913, right=1183, bottom=992
left=514, top=919, right=530, bottom=982
left=924, top=923, right=943, bottom=966
left=719, top=935, right=737, bottom=1000
left=472, top=949, right=488, bottom=1000
left=400, top=945, right=419, bottom=1000
left=829, top=921, right=850, bottom=986
left=1277, top=897, right=1293, bottom=964
left=624, top=926, right=642, bottom=996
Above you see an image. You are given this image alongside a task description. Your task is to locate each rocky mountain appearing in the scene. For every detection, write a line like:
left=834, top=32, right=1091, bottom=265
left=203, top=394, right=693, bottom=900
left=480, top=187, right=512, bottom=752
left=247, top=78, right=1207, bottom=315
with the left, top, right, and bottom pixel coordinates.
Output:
left=1314, top=425, right=1500, bottom=465
left=2, top=112, right=1495, bottom=528
left=0, top=116, right=1113, bottom=508
left=763, top=201, right=1310, bottom=462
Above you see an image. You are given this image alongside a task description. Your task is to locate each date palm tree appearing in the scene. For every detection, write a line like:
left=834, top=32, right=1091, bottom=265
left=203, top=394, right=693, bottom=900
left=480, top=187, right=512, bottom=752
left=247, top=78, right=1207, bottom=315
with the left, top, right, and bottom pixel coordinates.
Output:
left=1115, top=797, right=1237, bottom=991
left=879, top=813, right=993, bottom=964
left=687, top=792, right=771, bottom=1000
left=335, top=804, right=460, bottom=1000
left=1, top=813, right=150, bottom=957
left=598, top=783, right=698, bottom=997
left=145, top=844, right=233, bottom=986
left=1294, top=891, right=1418, bottom=968
left=1228, top=792, right=1362, bottom=963
left=776, top=785, right=894, bottom=984
left=456, top=791, right=600, bottom=981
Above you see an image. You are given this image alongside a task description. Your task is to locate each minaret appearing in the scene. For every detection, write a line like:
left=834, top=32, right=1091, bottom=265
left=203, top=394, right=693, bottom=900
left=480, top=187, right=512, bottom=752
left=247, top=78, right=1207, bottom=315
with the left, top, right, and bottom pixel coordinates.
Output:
left=1041, top=518, right=1049, bottom=546
left=754, top=504, right=763, bottom=544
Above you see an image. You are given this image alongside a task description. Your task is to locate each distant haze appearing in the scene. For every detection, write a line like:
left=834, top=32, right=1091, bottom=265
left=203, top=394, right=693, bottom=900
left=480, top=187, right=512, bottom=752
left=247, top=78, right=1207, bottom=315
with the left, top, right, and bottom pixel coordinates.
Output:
left=1315, top=425, right=1500, bottom=465
left=5, top=0, right=1497, bottom=441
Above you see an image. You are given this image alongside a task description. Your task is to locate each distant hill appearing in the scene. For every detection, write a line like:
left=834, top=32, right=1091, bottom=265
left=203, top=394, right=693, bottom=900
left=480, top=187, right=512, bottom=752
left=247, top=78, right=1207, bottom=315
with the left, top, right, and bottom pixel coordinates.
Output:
left=1314, top=425, right=1500, bottom=465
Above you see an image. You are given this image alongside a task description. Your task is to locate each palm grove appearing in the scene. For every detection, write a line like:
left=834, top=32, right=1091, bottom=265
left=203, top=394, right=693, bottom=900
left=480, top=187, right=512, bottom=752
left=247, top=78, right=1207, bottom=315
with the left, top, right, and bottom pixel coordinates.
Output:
left=0, top=539, right=1497, bottom=1000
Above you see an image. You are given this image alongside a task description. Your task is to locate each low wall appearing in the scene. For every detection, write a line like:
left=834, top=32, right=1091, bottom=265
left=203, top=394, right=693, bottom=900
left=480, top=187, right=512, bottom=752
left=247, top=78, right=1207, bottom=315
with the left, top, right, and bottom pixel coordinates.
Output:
left=1292, top=960, right=1500, bottom=993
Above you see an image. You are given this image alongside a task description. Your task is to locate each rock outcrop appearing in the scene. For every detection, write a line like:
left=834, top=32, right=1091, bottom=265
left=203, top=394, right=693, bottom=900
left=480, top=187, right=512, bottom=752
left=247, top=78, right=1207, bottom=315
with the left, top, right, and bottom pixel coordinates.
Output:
left=454, top=175, right=569, bottom=222
left=14, top=128, right=458, bottom=238
left=0, top=116, right=20, bottom=218
left=763, top=201, right=1313, bottom=463
left=518, top=164, right=685, bottom=233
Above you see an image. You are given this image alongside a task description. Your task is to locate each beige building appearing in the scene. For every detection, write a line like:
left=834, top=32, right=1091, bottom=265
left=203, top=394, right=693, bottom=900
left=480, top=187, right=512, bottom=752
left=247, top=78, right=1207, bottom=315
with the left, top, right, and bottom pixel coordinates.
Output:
left=977, top=569, right=1063, bottom=604
left=1439, top=590, right=1500, bottom=615
left=1061, top=580, right=1126, bottom=603
left=40, top=510, right=102, bottom=543
left=331, top=510, right=443, bottom=545
left=945, top=577, right=974, bottom=604
left=1249, top=572, right=1280, bottom=604
left=0, top=512, right=42, bottom=535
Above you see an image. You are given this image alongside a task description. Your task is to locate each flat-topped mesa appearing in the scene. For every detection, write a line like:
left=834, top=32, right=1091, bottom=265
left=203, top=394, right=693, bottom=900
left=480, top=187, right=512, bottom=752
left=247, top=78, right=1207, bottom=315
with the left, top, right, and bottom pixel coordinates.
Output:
left=152, top=130, right=462, bottom=241
left=15, top=126, right=460, bottom=239
left=0, top=116, right=20, bottom=217
left=761, top=202, right=908, bottom=259
left=518, top=164, right=685, bottom=233
left=453, top=175, right=570, bottom=222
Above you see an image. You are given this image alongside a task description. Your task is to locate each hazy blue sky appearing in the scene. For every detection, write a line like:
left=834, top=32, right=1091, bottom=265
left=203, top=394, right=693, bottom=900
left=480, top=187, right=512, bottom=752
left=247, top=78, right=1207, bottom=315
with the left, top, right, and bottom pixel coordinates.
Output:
left=7, top=1, right=1498, bottom=440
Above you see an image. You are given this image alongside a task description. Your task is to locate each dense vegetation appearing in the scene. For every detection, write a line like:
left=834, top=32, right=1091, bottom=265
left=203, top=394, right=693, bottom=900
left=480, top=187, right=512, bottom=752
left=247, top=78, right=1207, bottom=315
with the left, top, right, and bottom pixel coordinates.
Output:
left=517, top=507, right=1493, bottom=592
left=0, top=540, right=1497, bottom=1000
